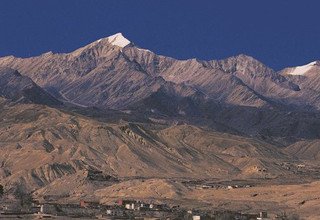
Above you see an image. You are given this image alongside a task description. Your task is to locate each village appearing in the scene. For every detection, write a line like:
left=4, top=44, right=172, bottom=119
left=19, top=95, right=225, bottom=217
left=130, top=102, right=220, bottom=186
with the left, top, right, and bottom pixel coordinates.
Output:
left=0, top=180, right=301, bottom=220
left=0, top=196, right=297, bottom=220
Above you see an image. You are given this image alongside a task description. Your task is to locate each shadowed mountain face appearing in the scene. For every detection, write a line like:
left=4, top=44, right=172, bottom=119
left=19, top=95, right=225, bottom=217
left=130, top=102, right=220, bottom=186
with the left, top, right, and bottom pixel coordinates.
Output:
left=0, top=33, right=320, bottom=214
left=0, top=67, right=61, bottom=106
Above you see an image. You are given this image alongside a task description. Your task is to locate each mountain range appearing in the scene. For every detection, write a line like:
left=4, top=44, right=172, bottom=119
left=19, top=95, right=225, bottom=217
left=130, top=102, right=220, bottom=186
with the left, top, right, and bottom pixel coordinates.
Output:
left=0, top=33, right=320, bottom=218
left=1, top=33, right=320, bottom=110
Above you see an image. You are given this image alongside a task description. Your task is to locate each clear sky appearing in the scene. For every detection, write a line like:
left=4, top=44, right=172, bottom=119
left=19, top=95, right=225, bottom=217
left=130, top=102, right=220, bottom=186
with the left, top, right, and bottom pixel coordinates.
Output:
left=0, top=0, right=319, bottom=70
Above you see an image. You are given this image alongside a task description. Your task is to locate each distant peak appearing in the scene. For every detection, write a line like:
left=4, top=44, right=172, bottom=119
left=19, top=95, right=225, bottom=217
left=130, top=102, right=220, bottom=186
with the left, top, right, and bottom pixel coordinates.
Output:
left=104, top=33, right=131, bottom=48
left=235, top=54, right=254, bottom=59
left=287, top=61, right=317, bottom=76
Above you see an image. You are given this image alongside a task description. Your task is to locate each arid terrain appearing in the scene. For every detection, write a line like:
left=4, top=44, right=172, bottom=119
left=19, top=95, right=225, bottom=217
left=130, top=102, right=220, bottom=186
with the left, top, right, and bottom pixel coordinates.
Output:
left=1, top=33, right=320, bottom=219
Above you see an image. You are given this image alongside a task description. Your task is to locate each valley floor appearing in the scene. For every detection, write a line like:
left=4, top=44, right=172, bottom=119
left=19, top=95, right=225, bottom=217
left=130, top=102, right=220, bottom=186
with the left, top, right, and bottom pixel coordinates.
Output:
left=94, top=179, right=320, bottom=219
left=10, top=177, right=314, bottom=219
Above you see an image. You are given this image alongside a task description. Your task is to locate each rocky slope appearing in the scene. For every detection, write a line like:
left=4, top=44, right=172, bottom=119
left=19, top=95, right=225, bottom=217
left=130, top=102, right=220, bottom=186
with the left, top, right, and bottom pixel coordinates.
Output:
left=0, top=102, right=297, bottom=192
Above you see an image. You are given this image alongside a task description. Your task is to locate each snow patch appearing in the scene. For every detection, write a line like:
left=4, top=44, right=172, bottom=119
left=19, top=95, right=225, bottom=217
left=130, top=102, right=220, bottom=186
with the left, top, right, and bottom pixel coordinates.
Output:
left=288, top=61, right=317, bottom=76
left=107, top=33, right=131, bottom=48
left=136, top=47, right=152, bottom=53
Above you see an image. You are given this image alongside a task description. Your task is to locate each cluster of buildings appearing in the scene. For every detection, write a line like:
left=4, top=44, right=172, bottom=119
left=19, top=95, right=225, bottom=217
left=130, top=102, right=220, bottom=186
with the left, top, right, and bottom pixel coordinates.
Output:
left=183, top=180, right=253, bottom=190
left=0, top=198, right=292, bottom=219
left=117, top=199, right=169, bottom=211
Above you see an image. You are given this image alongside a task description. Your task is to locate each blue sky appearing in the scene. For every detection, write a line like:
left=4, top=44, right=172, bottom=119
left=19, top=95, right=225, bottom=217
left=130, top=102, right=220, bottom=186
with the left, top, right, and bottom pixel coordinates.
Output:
left=0, top=0, right=319, bottom=70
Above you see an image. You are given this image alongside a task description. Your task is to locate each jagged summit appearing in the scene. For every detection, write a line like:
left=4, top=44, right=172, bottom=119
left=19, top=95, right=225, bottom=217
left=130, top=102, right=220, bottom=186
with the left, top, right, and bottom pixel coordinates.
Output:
left=69, top=33, right=131, bottom=57
left=98, top=32, right=131, bottom=48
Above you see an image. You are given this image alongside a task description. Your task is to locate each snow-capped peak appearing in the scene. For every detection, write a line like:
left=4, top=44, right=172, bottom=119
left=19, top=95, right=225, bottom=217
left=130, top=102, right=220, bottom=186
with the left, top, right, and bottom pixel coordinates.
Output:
left=288, top=61, right=317, bottom=76
left=106, top=33, right=131, bottom=48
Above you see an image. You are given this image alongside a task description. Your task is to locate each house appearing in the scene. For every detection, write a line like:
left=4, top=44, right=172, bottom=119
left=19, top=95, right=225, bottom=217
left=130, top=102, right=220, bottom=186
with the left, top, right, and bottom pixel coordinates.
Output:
left=201, top=185, right=211, bottom=189
left=257, top=211, right=268, bottom=220
left=125, top=204, right=131, bottom=209
left=193, top=215, right=201, bottom=220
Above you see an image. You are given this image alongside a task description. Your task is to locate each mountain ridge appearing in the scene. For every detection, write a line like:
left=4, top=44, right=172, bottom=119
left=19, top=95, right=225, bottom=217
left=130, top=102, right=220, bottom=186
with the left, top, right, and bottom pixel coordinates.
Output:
left=0, top=33, right=320, bottom=142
